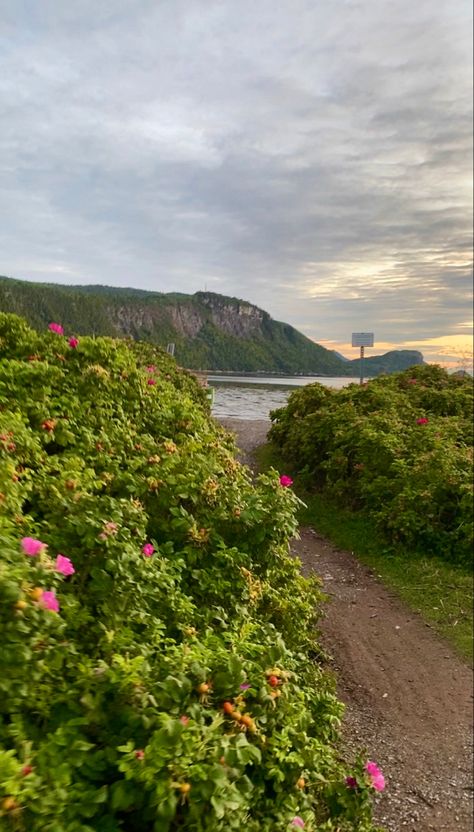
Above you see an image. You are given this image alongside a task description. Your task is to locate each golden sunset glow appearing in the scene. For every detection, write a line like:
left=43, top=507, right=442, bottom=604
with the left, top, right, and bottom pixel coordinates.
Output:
left=319, top=332, right=473, bottom=370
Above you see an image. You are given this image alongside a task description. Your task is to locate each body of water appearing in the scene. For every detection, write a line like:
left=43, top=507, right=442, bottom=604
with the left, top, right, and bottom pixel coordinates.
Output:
left=209, top=375, right=359, bottom=420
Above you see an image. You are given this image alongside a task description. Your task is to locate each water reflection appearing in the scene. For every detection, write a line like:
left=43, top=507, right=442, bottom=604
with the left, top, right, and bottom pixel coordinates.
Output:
left=210, top=376, right=357, bottom=420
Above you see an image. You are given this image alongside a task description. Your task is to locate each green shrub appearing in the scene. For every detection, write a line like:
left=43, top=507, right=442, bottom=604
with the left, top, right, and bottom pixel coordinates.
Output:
left=269, top=365, right=473, bottom=562
left=0, top=315, right=379, bottom=831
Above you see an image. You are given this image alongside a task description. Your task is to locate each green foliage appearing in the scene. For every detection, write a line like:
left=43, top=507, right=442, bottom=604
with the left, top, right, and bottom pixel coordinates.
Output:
left=269, top=365, right=473, bottom=562
left=256, top=441, right=473, bottom=661
left=0, top=314, right=380, bottom=831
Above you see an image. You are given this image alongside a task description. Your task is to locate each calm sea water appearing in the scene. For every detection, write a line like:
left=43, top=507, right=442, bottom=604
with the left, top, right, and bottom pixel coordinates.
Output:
left=209, top=375, right=359, bottom=420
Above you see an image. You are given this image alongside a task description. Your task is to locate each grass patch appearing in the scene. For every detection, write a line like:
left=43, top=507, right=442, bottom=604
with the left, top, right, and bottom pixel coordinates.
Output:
left=255, top=442, right=473, bottom=663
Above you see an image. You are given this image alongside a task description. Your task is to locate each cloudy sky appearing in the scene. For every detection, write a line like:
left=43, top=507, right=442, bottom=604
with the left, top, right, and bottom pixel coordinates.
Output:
left=1, top=0, right=472, bottom=365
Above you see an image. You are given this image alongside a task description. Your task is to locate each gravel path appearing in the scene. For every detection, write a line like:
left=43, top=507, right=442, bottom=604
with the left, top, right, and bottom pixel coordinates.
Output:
left=219, top=418, right=474, bottom=832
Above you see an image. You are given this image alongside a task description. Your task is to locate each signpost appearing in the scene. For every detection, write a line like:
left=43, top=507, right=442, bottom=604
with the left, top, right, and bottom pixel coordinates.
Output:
left=352, top=332, right=374, bottom=384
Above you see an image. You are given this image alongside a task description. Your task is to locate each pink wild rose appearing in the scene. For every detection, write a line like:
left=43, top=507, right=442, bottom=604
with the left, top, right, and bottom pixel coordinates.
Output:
left=145, top=365, right=156, bottom=373
left=179, top=715, right=190, bottom=726
left=55, top=555, right=75, bottom=576
left=68, top=337, right=79, bottom=348
left=240, top=683, right=251, bottom=690
left=291, top=818, right=305, bottom=829
left=365, top=761, right=385, bottom=792
left=48, top=322, right=64, bottom=335
left=416, top=417, right=429, bottom=425
left=279, top=475, right=294, bottom=487
left=147, top=378, right=156, bottom=386
left=345, top=776, right=358, bottom=789
left=41, top=590, right=60, bottom=613
left=142, top=543, right=154, bottom=557
left=99, top=522, right=118, bottom=540
left=21, top=537, right=46, bottom=556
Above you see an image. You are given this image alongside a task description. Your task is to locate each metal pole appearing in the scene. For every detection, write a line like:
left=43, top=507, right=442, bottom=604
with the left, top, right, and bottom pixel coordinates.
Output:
left=359, top=345, right=364, bottom=385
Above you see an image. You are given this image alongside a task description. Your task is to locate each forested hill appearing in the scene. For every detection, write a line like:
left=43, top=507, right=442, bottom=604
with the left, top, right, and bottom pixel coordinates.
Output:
left=0, top=276, right=424, bottom=374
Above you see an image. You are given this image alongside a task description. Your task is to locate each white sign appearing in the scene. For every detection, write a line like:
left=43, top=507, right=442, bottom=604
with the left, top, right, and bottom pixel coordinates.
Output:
left=352, top=332, right=374, bottom=347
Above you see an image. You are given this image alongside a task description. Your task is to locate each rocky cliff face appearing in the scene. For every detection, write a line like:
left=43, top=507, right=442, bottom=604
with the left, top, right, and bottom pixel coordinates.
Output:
left=107, top=294, right=267, bottom=340
left=108, top=301, right=203, bottom=339
left=198, top=293, right=266, bottom=338
left=168, top=304, right=204, bottom=338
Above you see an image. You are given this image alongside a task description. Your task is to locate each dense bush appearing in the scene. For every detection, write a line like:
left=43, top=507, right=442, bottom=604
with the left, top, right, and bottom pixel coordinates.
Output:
left=0, top=314, right=379, bottom=832
left=269, top=365, right=473, bottom=562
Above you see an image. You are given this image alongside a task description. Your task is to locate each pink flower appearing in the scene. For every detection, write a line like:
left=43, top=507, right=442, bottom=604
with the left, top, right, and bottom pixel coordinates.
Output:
left=21, top=537, right=46, bottom=556
left=41, top=590, right=59, bottom=612
left=99, top=521, right=118, bottom=540
left=134, top=750, right=145, bottom=760
left=145, top=365, right=156, bottom=374
left=416, top=417, right=429, bottom=425
left=291, top=818, right=305, bottom=829
left=55, top=555, right=75, bottom=576
left=279, top=475, right=294, bottom=487
left=365, top=761, right=385, bottom=792
left=142, top=543, right=154, bottom=557
left=147, top=378, right=156, bottom=386
left=179, top=715, right=190, bottom=726
left=48, top=322, right=64, bottom=335
left=68, top=337, right=79, bottom=349
left=240, top=683, right=250, bottom=690
left=345, top=776, right=358, bottom=789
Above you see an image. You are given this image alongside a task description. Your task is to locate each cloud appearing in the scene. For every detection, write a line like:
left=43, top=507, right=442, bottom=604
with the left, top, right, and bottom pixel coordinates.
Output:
left=0, top=0, right=472, bottom=352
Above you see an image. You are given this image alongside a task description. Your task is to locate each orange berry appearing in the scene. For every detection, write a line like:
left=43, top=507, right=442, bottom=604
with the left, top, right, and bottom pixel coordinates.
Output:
left=222, top=701, right=234, bottom=714
left=231, top=710, right=242, bottom=722
left=197, top=682, right=210, bottom=694
left=268, top=675, right=279, bottom=688
left=241, top=714, right=254, bottom=729
left=30, top=588, right=43, bottom=601
left=1, top=797, right=17, bottom=811
left=297, top=778, right=305, bottom=789
left=14, top=600, right=27, bottom=611
left=179, top=783, right=191, bottom=795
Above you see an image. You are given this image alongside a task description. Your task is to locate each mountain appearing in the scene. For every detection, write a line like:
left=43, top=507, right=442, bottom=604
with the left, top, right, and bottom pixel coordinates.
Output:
left=332, top=350, right=350, bottom=362
left=0, top=276, right=424, bottom=375
left=349, top=350, right=426, bottom=375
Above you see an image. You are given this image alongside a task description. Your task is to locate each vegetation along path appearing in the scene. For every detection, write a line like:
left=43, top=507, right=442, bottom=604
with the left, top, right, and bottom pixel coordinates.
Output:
left=220, top=418, right=473, bottom=832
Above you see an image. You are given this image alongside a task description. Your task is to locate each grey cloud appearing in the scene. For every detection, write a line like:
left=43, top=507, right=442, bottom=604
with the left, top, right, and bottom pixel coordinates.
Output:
left=0, top=0, right=472, bottom=349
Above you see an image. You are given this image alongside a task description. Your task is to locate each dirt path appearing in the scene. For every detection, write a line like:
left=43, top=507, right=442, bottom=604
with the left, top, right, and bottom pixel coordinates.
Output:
left=220, top=418, right=473, bottom=832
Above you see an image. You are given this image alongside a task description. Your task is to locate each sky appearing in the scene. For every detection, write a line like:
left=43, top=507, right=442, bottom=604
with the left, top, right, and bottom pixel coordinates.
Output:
left=1, top=0, right=472, bottom=366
